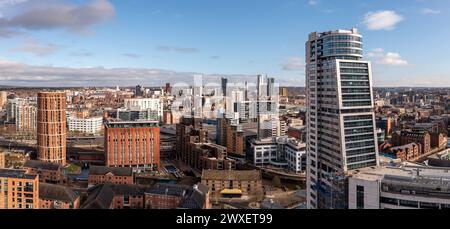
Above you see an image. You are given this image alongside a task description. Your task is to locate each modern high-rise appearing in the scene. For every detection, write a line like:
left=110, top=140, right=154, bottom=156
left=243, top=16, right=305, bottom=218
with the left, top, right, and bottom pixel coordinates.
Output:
left=37, top=92, right=67, bottom=165
left=305, top=28, right=379, bottom=209
left=221, top=78, right=228, bottom=97
left=256, top=74, right=278, bottom=139
left=15, top=98, right=37, bottom=133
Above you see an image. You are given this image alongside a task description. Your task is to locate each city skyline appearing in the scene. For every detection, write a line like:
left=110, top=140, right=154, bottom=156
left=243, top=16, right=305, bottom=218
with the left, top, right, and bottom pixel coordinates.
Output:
left=0, top=0, right=449, bottom=87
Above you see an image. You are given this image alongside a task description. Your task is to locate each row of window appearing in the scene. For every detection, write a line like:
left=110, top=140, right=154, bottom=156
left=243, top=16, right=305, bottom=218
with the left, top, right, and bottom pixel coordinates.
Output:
left=380, top=197, right=450, bottom=209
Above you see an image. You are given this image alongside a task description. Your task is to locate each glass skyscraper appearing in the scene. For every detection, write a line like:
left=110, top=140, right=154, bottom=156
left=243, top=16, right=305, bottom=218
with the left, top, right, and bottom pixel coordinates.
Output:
left=305, top=28, right=379, bottom=209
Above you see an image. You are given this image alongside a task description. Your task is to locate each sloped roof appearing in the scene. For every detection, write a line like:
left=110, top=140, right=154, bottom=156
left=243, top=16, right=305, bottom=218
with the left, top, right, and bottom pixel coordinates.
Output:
left=24, top=160, right=61, bottom=171
left=39, top=183, right=79, bottom=202
left=89, top=166, right=133, bottom=176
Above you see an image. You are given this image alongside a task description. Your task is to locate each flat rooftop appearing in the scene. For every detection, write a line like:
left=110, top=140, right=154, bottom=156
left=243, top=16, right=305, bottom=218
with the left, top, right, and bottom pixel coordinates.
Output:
left=351, top=165, right=450, bottom=186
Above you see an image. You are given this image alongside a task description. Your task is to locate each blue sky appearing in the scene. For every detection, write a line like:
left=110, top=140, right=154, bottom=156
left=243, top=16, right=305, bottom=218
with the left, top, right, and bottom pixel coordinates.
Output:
left=0, top=0, right=449, bottom=87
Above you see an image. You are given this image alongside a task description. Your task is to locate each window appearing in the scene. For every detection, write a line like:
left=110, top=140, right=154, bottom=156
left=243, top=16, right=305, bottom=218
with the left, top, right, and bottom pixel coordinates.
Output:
left=123, top=196, right=130, bottom=205
left=399, top=199, right=418, bottom=208
left=356, top=185, right=364, bottom=209
left=380, top=197, right=398, bottom=205
left=420, top=202, right=440, bottom=209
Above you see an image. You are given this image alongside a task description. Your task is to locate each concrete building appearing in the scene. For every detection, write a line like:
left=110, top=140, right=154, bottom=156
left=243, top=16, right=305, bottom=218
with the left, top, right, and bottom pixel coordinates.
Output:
left=117, top=108, right=160, bottom=122
left=306, top=28, right=379, bottom=209
left=0, top=169, right=39, bottom=209
left=68, top=116, right=103, bottom=134
left=135, top=85, right=144, bottom=97
left=37, top=92, right=67, bottom=165
left=261, top=118, right=286, bottom=138
left=39, top=183, right=80, bottom=209
left=88, top=165, right=134, bottom=187
left=247, top=137, right=307, bottom=173
left=349, top=165, right=450, bottom=209
left=15, top=98, right=37, bottom=133
left=123, top=98, right=163, bottom=119
left=248, top=137, right=278, bottom=166
left=201, top=170, right=263, bottom=200
left=285, top=139, right=307, bottom=173
left=104, top=120, right=160, bottom=172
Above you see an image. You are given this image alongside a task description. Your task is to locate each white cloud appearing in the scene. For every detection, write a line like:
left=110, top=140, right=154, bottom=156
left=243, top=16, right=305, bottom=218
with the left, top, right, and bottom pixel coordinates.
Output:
left=0, top=59, right=304, bottom=87
left=308, top=0, right=318, bottom=6
left=11, top=40, right=63, bottom=56
left=156, top=45, right=199, bottom=54
left=0, top=0, right=115, bottom=34
left=421, top=8, right=441, bottom=15
left=282, top=57, right=305, bottom=71
left=368, top=48, right=408, bottom=66
left=362, top=10, right=403, bottom=30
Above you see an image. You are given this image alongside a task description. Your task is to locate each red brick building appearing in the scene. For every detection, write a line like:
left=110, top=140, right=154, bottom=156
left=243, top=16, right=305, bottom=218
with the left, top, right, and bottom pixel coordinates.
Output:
left=145, top=183, right=210, bottom=209
left=431, top=133, right=448, bottom=150
left=104, top=120, right=160, bottom=172
left=387, top=143, right=420, bottom=161
left=82, top=183, right=209, bottom=209
left=392, top=130, right=431, bottom=155
left=37, top=92, right=67, bottom=165
left=39, top=183, right=80, bottom=209
left=88, top=165, right=133, bottom=187
left=23, top=160, right=64, bottom=184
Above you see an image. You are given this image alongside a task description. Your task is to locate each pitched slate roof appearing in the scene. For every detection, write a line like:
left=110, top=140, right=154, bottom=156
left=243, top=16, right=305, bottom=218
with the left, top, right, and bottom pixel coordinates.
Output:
left=39, top=183, right=79, bottom=202
left=24, top=160, right=61, bottom=171
left=81, top=184, right=147, bottom=209
left=89, top=165, right=133, bottom=176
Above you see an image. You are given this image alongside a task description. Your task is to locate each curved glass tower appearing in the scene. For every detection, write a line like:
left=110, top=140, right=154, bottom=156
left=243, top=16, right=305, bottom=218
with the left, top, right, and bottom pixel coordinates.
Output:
left=306, top=28, right=379, bottom=209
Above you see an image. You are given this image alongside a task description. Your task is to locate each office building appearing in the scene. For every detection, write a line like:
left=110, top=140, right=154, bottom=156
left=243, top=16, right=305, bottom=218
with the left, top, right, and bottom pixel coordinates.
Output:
left=104, top=120, right=160, bottom=172
left=348, top=165, right=450, bottom=209
left=37, top=92, right=67, bottom=165
left=68, top=116, right=103, bottom=134
left=0, top=169, right=39, bottom=209
left=135, top=85, right=144, bottom=97
left=306, top=28, right=379, bottom=209
left=221, top=77, right=228, bottom=97
left=120, top=98, right=163, bottom=121
left=285, top=140, right=307, bottom=173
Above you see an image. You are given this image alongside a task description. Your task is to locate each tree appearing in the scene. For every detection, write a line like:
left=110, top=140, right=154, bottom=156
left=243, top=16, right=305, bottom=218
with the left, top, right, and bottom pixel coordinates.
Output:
left=272, top=176, right=282, bottom=188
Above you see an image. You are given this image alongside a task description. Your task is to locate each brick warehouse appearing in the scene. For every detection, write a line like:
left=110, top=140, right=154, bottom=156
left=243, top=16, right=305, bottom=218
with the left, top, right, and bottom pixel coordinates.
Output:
left=104, top=120, right=160, bottom=172
left=37, top=92, right=67, bottom=165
